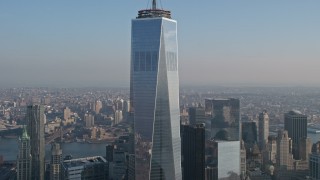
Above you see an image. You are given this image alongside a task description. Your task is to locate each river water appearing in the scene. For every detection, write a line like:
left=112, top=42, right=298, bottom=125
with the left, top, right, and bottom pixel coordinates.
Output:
left=0, top=138, right=107, bottom=161
left=1, top=133, right=320, bottom=161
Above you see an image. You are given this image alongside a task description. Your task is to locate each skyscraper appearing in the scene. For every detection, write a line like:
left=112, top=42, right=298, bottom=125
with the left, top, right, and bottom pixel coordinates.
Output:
left=17, top=126, right=32, bottom=180
left=241, top=121, right=258, bottom=149
left=130, top=0, right=181, bottom=179
left=84, top=113, right=95, bottom=128
left=205, top=140, right=241, bottom=179
left=276, top=130, right=293, bottom=170
left=189, top=106, right=206, bottom=125
left=258, top=110, right=269, bottom=150
left=114, top=110, right=123, bottom=125
left=181, top=124, right=205, bottom=180
left=50, top=143, right=62, bottom=180
left=205, top=98, right=241, bottom=179
left=27, top=105, right=45, bottom=180
left=284, top=110, right=307, bottom=159
left=240, top=140, right=246, bottom=175
left=309, top=153, right=320, bottom=179
left=299, top=137, right=312, bottom=161
left=205, top=98, right=240, bottom=141
left=263, top=136, right=277, bottom=165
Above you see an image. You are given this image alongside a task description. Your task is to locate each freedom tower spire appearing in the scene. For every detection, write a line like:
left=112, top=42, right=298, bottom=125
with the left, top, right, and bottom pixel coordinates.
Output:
left=130, top=1, right=181, bottom=179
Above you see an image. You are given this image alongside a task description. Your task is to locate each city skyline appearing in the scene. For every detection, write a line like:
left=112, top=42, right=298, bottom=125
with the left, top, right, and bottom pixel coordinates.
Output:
left=1, top=1, right=320, bottom=88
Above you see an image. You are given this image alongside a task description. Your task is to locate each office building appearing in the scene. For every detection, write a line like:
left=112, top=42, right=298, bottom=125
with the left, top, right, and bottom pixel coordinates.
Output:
left=241, top=121, right=258, bottom=149
left=106, top=144, right=114, bottom=162
left=240, top=140, right=246, bottom=175
left=112, top=150, right=127, bottom=180
left=128, top=154, right=135, bottom=180
left=263, top=136, right=277, bottom=165
left=64, top=107, right=71, bottom=120
left=123, top=100, right=130, bottom=113
left=114, top=110, right=123, bottom=125
left=123, top=100, right=131, bottom=122
left=189, top=106, right=206, bottom=125
left=205, top=98, right=240, bottom=141
left=0, top=155, right=3, bottom=166
left=130, top=0, right=181, bottom=179
left=205, top=98, right=241, bottom=179
left=112, top=136, right=131, bottom=180
left=299, top=137, right=312, bottom=161
left=17, top=126, right=32, bottom=180
left=115, top=99, right=124, bottom=111
left=91, top=127, right=97, bottom=139
left=181, top=124, right=205, bottom=180
left=50, top=143, right=62, bottom=180
left=258, top=110, right=269, bottom=150
left=284, top=110, right=307, bottom=159
left=27, top=105, right=45, bottom=180
left=309, top=153, right=320, bottom=180
left=105, top=136, right=133, bottom=180
left=276, top=130, right=293, bottom=170
left=205, top=140, right=241, bottom=179
left=84, top=113, right=94, bottom=128
left=95, top=100, right=102, bottom=114
left=247, top=143, right=262, bottom=169
left=62, top=156, right=108, bottom=180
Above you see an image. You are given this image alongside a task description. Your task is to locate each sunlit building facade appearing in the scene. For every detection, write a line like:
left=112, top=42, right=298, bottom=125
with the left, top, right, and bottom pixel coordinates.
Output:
left=205, top=140, right=241, bottom=179
left=130, top=1, right=181, bottom=179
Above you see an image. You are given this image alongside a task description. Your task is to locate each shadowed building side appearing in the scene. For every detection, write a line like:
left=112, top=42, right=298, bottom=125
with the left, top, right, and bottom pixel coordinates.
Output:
left=17, top=126, right=32, bottom=180
left=284, top=110, right=307, bottom=160
left=27, top=105, right=45, bottom=180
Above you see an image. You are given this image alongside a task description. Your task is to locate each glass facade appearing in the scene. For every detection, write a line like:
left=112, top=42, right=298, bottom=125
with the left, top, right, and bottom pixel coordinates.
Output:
left=217, top=141, right=240, bottom=179
left=205, top=98, right=240, bottom=141
left=131, top=17, right=181, bottom=180
left=206, top=140, right=240, bottom=179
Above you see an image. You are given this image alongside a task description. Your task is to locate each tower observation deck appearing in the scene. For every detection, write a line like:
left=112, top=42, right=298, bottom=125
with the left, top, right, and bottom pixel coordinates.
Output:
left=137, top=0, right=171, bottom=19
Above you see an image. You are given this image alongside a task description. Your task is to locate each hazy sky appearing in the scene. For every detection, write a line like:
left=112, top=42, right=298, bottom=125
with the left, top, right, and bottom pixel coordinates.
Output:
left=1, top=0, right=320, bottom=88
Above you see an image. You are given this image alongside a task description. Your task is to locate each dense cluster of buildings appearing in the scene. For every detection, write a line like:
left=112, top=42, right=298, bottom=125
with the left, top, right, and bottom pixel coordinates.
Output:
left=182, top=100, right=320, bottom=180
left=2, top=1, right=320, bottom=180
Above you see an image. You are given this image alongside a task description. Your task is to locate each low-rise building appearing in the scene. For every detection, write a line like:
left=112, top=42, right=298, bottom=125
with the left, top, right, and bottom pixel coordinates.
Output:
left=62, top=156, right=108, bottom=180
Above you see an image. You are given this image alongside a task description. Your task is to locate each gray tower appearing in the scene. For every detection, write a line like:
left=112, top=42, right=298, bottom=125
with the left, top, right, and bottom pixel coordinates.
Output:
left=27, top=105, right=45, bottom=180
left=50, top=143, right=62, bottom=180
left=17, top=126, right=32, bottom=180
left=259, top=110, right=269, bottom=150
left=130, top=0, right=181, bottom=179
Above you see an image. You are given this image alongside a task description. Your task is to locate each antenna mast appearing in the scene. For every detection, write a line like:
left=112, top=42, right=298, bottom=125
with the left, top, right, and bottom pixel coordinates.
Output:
left=137, top=0, right=171, bottom=19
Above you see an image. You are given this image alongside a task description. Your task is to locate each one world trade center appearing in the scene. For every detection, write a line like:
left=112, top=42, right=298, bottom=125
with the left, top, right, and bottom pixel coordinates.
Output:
left=130, top=0, right=182, bottom=179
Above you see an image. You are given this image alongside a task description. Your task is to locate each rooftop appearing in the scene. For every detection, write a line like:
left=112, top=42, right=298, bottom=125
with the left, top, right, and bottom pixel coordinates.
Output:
left=62, top=156, right=106, bottom=168
left=288, top=110, right=303, bottom=115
